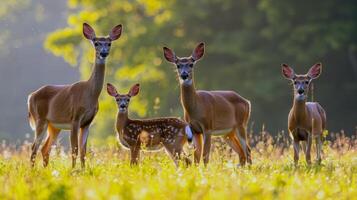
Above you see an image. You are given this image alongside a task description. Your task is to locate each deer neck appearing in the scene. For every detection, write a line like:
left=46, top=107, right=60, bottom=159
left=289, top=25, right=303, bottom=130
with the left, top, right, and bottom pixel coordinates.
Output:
left=87, top=57, right=106, bottom=98
left=180, top=79, right=198, bottom=114
left=292, top=97, right=307, bottom=123
left=116, top=111, right=129, bottom=133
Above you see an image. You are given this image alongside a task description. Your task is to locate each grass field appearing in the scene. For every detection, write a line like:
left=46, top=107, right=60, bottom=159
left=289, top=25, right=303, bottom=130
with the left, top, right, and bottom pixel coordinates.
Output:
left=0, top=131, right=356, bottom=200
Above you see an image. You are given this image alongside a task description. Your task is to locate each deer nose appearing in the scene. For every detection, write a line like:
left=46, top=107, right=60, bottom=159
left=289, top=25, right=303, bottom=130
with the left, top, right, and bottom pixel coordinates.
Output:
left=180, top=73, right=189, bottom=80
left=120, top=104, right=126, bottom=108
left=298, top=89, right=304, bottom=95
left=100, top=52, right=109, bottom=57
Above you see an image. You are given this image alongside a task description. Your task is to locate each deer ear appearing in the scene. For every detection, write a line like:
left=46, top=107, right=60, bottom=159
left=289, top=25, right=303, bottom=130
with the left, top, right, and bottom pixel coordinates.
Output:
left=107, top=83, right=118, bottom=97
left=129, top=83, right=140, bottom=97
left=109, top=24, right=122, bottom=41
left=83, top=23, right=96, bottom=40
left=281, top=64, right=295, bottom=80
left=308, top=63, right=322, bottom=79
left=163, top=47, right=177, bottom=63
left=192, top=42, right=205, bottom=61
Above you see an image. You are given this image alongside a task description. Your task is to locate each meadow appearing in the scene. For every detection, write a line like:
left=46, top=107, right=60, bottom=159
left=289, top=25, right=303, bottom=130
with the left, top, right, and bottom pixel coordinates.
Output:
left=0, top=131, right=356, bottom=200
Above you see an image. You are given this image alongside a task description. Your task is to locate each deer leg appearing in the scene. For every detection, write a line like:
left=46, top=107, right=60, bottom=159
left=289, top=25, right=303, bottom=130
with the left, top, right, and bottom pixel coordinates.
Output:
left=30, top=120, right=47, bottom=167
left=163, top=143, right=182, bottom=167
left=305, top=134, right=312, bottom=165
left=169, top=134, right=192, bottom=167
left=226, top=132, right=246, bottom=166
left=237, top=126, right=251, bottom=164
left=79, top=126, right=90, bottom=169
left=192, top=133, right=203, bottom=164
left=315, top=134, right=322, bottom=164
left=301, top=141, right=307, bottom=155
left=202, top=134, right=212, bottom=166
left=70, top=122, right=79, bottom=168
left=130, top=145, right=140, bottom=166
left=41, top=124, right=60, bottom=167
left=293, top=138, right=300, bottom=166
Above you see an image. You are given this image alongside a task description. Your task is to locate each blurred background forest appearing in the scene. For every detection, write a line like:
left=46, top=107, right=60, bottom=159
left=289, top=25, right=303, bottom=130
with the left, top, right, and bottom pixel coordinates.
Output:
left=0, top=0, right=356, bottom=142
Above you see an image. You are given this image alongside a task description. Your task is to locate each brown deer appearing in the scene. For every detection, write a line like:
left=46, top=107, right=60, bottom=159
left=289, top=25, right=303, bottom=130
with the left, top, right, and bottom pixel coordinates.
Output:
left=281, top=63, right=326, bottom=165
left=163, top=43, right=252, bottom=166
left=107, top=83, right=192, bottom=166
left=27, top=23, right=122, bottom=168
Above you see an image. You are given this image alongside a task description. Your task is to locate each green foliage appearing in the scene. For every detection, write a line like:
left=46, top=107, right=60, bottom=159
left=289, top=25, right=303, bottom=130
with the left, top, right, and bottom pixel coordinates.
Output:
left=44, top=0, right=357, bottom=138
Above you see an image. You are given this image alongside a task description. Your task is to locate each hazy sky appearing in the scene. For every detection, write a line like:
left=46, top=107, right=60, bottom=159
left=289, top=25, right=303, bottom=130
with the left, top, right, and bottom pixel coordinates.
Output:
left=0, top=0, right=79, bottom=141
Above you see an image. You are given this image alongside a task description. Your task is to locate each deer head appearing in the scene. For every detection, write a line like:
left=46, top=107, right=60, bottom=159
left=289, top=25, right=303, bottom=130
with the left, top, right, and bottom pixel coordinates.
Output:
left=107, top=83, right=140, bottom=113
left=83, top=23, right=122, bottom=60
left=282, top=63, right=322, bottom=101
left=163, top=42, right=205, bottom=86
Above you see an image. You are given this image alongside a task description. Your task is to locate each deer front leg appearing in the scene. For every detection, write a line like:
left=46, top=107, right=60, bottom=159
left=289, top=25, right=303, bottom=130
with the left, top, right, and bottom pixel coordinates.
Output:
left=315, top=134, right=322, bottom=164
left=237, top=126, right=251, bottom=164
left=193, top=133, right=203, bottom=164
left=293, top=138, right=300, bottom=166
left=305, top=134, right=312, bottom=165
left=130, top=145, right=140, bottom=166
left=79, top=126, right=90, bottom=169
left=202, top=134, right=212, bottom=166
left=70, top=122, right=79, bottom=168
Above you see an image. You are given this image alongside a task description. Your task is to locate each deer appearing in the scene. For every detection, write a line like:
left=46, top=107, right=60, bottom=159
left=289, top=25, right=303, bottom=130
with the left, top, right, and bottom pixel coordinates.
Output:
left=27, top=23, right=122, bottom=168
left=163, top=42, right=252, bottom=166
left=106, top=83, right=192, bottom=166
left=281, top=63, right=326, bottom=165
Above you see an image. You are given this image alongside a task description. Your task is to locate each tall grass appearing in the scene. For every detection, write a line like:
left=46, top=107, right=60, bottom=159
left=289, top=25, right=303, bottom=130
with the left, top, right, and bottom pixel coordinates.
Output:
left=0, top=130, right=356, bottom=200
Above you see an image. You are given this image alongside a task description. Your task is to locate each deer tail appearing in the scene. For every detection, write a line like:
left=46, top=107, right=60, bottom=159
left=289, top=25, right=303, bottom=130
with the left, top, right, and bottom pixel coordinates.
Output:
left=185, top=125, right=193, bottom=143
left=27, top=95, right=36, bottom=131
left=244, top=100, right=252, bottom=127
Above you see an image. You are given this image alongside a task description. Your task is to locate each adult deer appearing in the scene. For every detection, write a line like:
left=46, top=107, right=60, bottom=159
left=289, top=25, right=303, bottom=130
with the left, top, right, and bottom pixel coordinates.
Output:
left=107, top=83, right=192, bottom=166
left=163, top=43, right=252, bottom=166
left=281, top=63, right=326, bottom=165
left=28, top=23, right=122, bottom=168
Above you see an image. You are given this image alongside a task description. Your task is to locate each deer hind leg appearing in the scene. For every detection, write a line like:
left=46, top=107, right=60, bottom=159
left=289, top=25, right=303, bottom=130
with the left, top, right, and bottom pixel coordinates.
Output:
left=79, top=126, right=90, bottom=169
left=193, top=133, right=203, bottom=165
left=30, top=120, right=48, bottom=167
left=226, top=131, right=246, bottom=166
left=236, top=126, right=251, bottom=164
left=41, top=124, right=60, bottom=167
left=315, top=134, right=322, bottom=164
left=164, top=141, right=185, bottom=167
left=202, top=134, right=212, bottom=166
left=166, top=134, right=192, bottom=167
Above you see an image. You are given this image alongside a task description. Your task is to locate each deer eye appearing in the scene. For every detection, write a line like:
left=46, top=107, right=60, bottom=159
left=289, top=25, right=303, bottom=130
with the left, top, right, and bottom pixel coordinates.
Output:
left=293, top=81, right=297, bottom=85
left=176, top=64, right=181, bottom=69
left=108, top=43, right=111, bottom=47
left=305, top=81, right=309, bottom=84
left=189, top=64, right=193, bottom=68
left=94, top=42, right=99, bottom=47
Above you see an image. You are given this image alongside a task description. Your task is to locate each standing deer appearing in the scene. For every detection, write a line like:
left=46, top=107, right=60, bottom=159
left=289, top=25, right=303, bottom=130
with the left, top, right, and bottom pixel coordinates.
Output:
left=281, top=63, right=326, bottom=165
left=163, top=43, right=252, bottom=166
left=28, top=23, right=122, bottom=168
left=106, top=83, right=192, bottom=166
